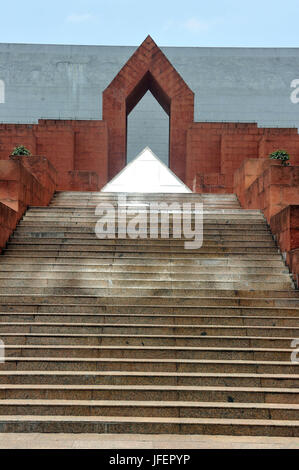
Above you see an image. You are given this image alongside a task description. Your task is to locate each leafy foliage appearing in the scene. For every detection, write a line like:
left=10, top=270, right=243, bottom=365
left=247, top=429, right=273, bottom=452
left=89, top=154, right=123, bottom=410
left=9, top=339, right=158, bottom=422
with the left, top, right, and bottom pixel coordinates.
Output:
left=11, top=145, right=31, bottom=156
left=269, top=150, right=290, bottom=166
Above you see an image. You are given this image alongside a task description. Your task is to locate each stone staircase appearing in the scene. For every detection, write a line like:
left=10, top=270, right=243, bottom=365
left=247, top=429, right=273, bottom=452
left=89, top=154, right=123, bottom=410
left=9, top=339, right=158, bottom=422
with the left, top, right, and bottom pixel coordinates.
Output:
left=0, top=191, right=298, bottom=436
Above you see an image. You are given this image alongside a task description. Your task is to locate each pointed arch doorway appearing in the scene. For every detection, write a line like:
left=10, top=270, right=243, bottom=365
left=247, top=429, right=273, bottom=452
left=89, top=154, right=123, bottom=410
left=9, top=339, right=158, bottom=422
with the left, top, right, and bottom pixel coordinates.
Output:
left=103, top=36, right=194, bottom=184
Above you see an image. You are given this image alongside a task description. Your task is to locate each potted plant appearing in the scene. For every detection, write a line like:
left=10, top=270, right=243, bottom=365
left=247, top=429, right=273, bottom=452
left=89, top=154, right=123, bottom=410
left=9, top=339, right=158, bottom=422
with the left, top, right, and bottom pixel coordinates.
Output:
left=11, top=145, right=31, bottom=156
left=269, top=149, right=290, bottom=166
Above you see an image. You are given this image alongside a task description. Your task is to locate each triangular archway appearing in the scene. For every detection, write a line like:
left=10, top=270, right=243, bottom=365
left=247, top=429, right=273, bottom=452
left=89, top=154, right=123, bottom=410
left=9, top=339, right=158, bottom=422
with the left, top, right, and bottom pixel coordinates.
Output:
left=103, top=35, right=194, bottom=184
left=101, top=147, right=192, bottom=193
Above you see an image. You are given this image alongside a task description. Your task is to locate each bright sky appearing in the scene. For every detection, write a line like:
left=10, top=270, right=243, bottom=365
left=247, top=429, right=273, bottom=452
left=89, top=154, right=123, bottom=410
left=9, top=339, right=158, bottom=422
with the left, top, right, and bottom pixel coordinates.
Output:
left=1, top=0, right=299, bottom=47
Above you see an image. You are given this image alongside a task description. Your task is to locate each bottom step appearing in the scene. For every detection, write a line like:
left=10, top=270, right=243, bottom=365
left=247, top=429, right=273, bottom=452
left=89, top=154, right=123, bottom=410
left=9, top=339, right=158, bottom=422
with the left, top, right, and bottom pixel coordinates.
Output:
left=0, top=416, right=298, bottom=436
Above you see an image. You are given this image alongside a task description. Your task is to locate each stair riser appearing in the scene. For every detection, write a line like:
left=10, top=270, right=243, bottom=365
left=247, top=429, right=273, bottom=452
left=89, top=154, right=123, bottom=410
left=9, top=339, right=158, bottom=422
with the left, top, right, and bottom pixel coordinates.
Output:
left=0, top=404, right=297, bottom=420
left=0, top=299, right=297, bottom=308
left=2, top=348, right=294, bottom=361
left=8, top=242, right=277, bottom=249
left=0, top=389, right=297, bottom=403
left=22, top=215, right=264, bottom=221
left=0, top=334, right=296, bottom=347
left=0, top=288, right=297, bottom=297
left=1, top=360, right=298, bottom=374
left=0, top=273, right=290, bottom=282
left=0, top=306, right=297, bottom=316
left=0, top=325, right=298, bottom=336
left=2, top=420, right=298, bottom=436
left=0, top=374, right=297, bottom=388
left=0, top=314, right=297, bottom=326
left=0, top=267, right=289, bottom=274
left=4, top=248, right=280, bottom=255
left=15, top=228, right=271, bottom=235
left=12, top=234, right=274, bottom=242
left=0, top=257, right=285, bottom=265
left=19, top=220, right=266, bottom=228
left=0, top=281, right=292, bottom=290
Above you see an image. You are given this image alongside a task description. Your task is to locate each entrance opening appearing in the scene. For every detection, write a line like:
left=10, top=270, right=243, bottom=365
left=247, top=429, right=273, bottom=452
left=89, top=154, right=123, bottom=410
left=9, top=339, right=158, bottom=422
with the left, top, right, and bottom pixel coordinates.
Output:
left=126, top=90, right=169, bottom=166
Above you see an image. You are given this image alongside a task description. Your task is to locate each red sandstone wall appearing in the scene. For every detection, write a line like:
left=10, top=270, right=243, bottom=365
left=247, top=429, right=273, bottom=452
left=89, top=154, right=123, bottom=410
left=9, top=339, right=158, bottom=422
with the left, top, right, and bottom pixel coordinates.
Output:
left=1, top=120, right=298, bottom=193
left=234, top=159, right=299, bottom=288
left=0, top=157, right=57, bottom=253
left=187, top=123, right=299, bottom=193
left=234, top=159, right=299, bottom=221
left=270, top=205, right=299, bottom=288
left=0, top=120, right=108, bottom=191
left=0, top=202, right=18, bottom=253
left=270, top=205, right=299, bottom=253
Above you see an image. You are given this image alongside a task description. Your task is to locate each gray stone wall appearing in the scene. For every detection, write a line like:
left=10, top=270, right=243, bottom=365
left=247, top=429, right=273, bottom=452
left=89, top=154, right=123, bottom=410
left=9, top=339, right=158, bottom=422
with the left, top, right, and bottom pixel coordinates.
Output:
left=0, top=43, right=299, bottom=164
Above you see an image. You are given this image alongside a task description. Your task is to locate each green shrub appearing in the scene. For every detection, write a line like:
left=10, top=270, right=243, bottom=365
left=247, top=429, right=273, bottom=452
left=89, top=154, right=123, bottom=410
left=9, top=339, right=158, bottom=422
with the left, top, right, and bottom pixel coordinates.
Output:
left=11, top=145, right=31, bottom=156
left=269, top=149, right=290, bottom=166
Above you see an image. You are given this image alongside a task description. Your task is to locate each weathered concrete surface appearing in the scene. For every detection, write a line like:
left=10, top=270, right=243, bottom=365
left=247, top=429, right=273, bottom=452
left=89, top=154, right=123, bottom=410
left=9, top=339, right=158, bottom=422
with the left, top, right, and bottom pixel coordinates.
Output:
left=0, top=433, right=299, bottom=449
left=1, top=43, right=299, bottom=164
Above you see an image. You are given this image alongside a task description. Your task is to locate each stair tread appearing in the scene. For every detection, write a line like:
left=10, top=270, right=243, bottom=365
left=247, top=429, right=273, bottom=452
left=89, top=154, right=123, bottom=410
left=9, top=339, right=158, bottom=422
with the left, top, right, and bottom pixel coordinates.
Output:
left=2, top=345, right=295, bottom=352
left=1, top=322, right=298, bottom=329
left=0, top=333, right=296, bottom=339
left=0, top=400, right=298, bottom=409
left=0, top=371, right=297, bottom=378
left=0, top=384, right=297, bottom=392
left=0, top=415, right=298, bottom=426
left=3, top=357, right=299, bottom=364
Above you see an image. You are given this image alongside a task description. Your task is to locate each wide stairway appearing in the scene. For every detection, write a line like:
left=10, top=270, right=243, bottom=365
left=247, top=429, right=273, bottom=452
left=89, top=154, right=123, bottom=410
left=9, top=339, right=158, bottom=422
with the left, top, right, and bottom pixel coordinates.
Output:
left=0, top=191, right=298, bottom=436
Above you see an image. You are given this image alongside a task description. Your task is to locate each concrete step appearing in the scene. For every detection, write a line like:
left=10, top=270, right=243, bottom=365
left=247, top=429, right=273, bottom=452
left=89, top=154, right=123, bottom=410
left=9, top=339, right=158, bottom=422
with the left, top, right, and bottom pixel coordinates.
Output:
left=15, top=226, right=271, bottom=234
left=0, top=296, right=297, bottom=308
left=25, top=206, right=255, bottom=212
left=1, top=357, right=298, bottom=373
left=1, top=345, right=295, bottom=361
left=0, top=256, right=286, bottom=265
left=22, top=216, right=264, bottom=224
left=8, top=240, right=277, bottom=247
left=0, top=288, right=297, bottom=298
left=0, top=312, right=297, bottom=326
left=0, top=305, right=297, bottom=316
left=0, top=371, right=298, bottom=388
left=0, top=322, right=298, bottom=336
left=0, top=280, right=293, bottom=291
left=5, top=247, right=280, bottom=255
left=0, top=272, right=291, bottom=282
left=19, top=219, right=267, bottom=226
left=49, top=200, right=242, bottom=205
left=51, top=191, right=240, bottom=197
left=12, top=234, right=274, bottom=243
left=0, top=384, right=297, bottom=403
left=0, top=332, right=297, bottom=348
left=0, top=400, right=298, bottom=420
left=11, top=233, right=275, bottom=241
left=0, top=266, right=290, bottom=276
left=18, top=207, right=264, bottom=215
left=2, top=415, right=297, bottom=436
